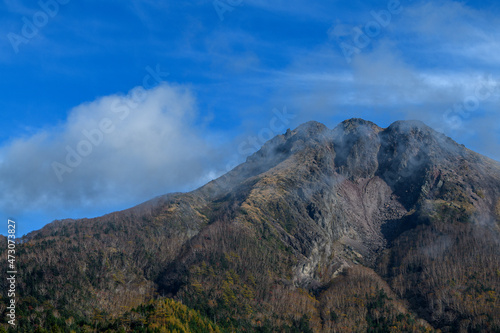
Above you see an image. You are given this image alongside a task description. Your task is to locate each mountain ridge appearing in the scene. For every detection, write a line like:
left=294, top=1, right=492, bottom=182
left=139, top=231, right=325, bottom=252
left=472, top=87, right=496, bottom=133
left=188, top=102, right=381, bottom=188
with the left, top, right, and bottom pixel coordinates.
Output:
left=25, top=118, right=500, bottom=239
left=2, top=118, right=500, bottom=332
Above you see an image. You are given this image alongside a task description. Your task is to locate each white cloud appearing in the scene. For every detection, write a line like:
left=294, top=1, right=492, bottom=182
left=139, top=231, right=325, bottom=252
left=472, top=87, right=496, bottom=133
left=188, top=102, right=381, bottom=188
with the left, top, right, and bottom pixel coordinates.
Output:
left=399, top=0, right=500, bottom=66
left=0, top=83, right=224, bottom=221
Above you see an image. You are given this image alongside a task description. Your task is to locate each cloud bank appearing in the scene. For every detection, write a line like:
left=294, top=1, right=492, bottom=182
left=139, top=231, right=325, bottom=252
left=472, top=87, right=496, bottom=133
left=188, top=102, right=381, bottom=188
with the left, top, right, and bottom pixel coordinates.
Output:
left=0, top=84, right=222, bottom=229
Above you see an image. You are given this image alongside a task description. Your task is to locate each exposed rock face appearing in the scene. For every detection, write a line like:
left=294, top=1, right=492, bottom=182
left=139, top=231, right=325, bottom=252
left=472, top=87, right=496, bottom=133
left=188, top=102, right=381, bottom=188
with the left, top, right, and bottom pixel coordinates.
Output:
left=3, top=118, right=500, bottom=332
left=195, top=118, right=500, bottom=287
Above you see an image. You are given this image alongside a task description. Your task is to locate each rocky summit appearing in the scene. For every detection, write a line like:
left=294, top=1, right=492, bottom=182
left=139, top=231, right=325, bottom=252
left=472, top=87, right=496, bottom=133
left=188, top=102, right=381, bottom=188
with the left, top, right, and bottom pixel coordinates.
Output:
left=1, top=118, right=500, bottom=332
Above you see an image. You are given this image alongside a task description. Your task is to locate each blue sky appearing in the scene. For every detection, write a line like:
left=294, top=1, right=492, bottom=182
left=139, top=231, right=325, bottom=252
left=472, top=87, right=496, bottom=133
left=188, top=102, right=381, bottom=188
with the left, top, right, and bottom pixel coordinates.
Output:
left=1, top=0, right=500, bottom=236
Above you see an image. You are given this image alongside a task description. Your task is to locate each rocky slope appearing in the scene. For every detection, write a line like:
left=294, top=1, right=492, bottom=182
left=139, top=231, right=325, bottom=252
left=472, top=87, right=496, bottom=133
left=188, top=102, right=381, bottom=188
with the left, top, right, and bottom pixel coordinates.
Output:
left=1, top=118, right=500, bottom=332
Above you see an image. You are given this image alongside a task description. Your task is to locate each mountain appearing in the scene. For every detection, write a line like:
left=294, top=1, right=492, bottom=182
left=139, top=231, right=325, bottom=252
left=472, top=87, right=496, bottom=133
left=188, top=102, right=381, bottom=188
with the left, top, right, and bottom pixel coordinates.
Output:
left=1, top=118, right=500, bottom=332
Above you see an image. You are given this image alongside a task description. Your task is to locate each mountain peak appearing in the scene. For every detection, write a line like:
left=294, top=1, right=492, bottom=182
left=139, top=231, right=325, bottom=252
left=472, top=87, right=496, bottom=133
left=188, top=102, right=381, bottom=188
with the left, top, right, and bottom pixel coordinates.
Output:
left=385, top=119, right=433, bottom=133
left=339, top=118, right=381, bottom=130
left=293, top=120, right=328, bottom=134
